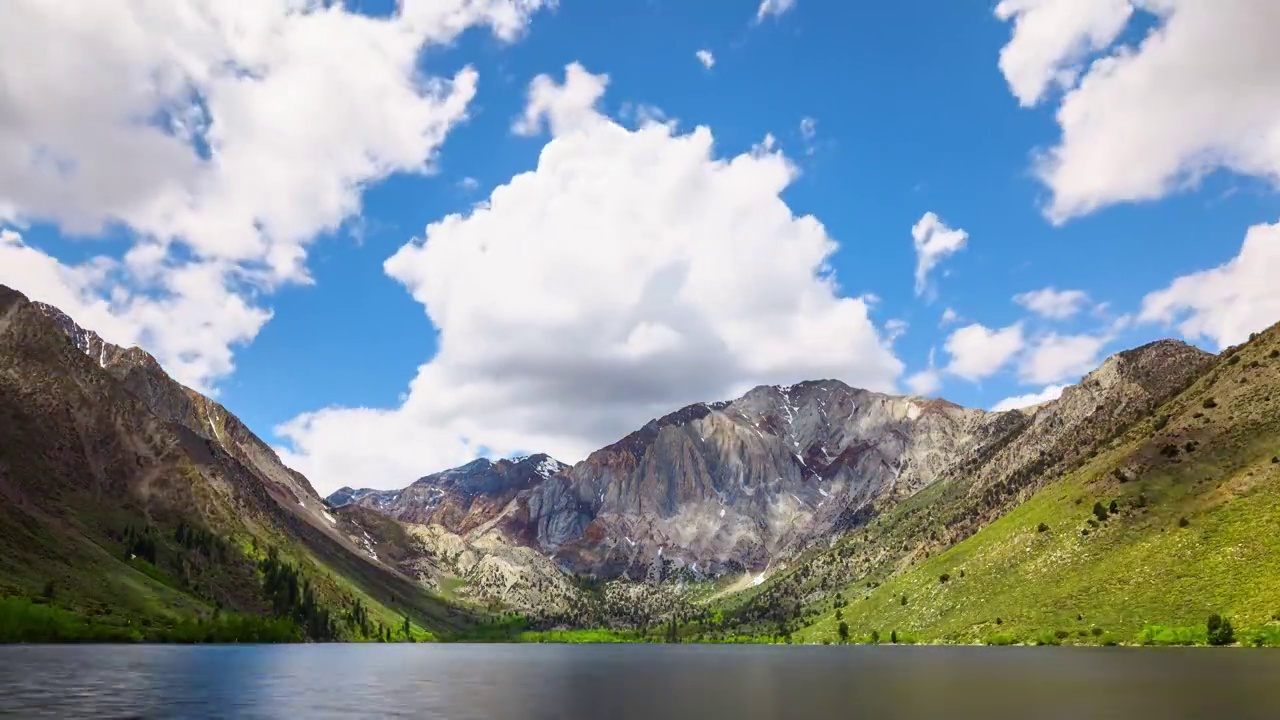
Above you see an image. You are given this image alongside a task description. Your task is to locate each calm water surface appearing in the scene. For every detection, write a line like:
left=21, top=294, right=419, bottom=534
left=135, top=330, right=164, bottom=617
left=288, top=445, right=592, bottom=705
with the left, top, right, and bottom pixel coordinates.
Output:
left=2, top=644, right=1279, bottom=719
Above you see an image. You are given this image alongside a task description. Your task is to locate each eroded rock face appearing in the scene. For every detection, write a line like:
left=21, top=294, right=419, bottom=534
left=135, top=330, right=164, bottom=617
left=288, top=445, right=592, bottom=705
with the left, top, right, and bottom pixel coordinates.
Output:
left=29, top=300, right=335, bottom=532
left=332, top=381, right=1017, bottom=578
left=330, top=338, right=1216, bottom=585
left=519, top=381, right=1006, bottom=576
left=339, top=454, right=569, bottom=536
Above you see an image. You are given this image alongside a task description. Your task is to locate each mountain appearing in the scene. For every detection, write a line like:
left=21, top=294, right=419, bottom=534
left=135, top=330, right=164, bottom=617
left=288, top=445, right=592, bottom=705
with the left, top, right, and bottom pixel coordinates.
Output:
left=785, top=326, right=1280, bottom=645
left=9, top=279, right=1263, bottom=645
left=0, top=284, right=471, bottom=641
left=331, top=342, right=1212, bottom=578
left=324, top=335, right=1220, bottom=632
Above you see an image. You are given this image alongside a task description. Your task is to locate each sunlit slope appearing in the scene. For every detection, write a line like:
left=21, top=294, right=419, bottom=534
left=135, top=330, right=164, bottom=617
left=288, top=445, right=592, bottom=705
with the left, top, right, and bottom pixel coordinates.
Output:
left=798, top=325, right=1280, bottom=645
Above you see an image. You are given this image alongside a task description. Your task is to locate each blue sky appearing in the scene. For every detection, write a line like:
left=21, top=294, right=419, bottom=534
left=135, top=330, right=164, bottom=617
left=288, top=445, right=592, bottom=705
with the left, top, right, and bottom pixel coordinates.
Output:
left=2, top=0, right=1278, bottom=494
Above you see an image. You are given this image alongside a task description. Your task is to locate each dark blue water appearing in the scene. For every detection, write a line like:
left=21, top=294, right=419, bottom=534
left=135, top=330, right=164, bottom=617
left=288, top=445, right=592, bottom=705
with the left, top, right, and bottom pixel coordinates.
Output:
left=2, top=644, right=1279, bottom=719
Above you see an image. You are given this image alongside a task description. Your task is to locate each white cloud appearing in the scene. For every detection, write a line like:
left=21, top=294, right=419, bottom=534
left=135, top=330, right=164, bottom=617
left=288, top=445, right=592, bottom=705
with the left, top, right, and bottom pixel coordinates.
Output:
left=996, top=0, right=1280, bottom=222
left=512, top=62, right=609, bottom=137
left=0, top=229, right=267, bottom=392
left=458, top=177, right=480, bottom=192
left=1013, top=287, right=1091, bottom=320
left=0, top=0, right=549, bottom=388
left=1018, top=331, right=1107, bottom=385
left=939, top=307, right=960, bottom=326
left=994, top=0, right=1133, bottom=107
left=905, top=369, right=942, bottom=396
left=905, top=349, right=942, bottom=396
left=884, top=319, right=908, bottom=344
left=696, top=49, right=716, bottom=69
left=756, top=0, right=796, bottom=21
left=278, top=63, right=904, bottom=494
left=1140, top=219, right=1280, bottom=350
left=943, top=322, right=1025, bottom=382
left=991, top=384, right=1067, bottom=412
left=799, top=116, right=817, bottom=155
left=912, top=212, right=968, bottom=298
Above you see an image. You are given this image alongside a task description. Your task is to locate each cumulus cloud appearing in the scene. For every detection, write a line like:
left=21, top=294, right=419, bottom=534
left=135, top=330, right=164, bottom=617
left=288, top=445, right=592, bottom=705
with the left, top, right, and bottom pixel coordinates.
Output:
left=996, top=0, right=1280, bottom=222
left=696, top=49, right=716, bottom=69
left=0, top=229, right=267, bottom=392
left=277, top=63, right=904, bottom=494
left=1140, top=219, right=1280, bottom=350
left=905, top=349, right=942, bottom=396
left=991, top=384, right=1067, bottom=412
left=943, top=322, right=1025, bottom=382
left=756, top=0, right=796, bottom=21
left=1018, top=331, right=1107, bottom=385
left=912, top=212, right=968, bottom=298
left=1013, top=287, right=1091, bottom=320
left=0, top=0, right=549, bottom=388
left=939, top=307, right=960, bottom=327
left=994, top=0, right=1133, bottom=107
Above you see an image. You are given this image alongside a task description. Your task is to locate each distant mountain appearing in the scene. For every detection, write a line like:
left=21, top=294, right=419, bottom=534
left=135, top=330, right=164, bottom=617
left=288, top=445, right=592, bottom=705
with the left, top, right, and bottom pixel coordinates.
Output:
left=0, top=284, right=472, bottom=641
left=336, top=336, right=1212, bottom=585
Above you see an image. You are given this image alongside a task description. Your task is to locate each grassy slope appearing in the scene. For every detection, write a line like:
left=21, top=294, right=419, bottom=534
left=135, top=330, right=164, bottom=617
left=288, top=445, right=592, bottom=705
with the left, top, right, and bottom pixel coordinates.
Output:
left=0, top=292, right=472, bottom=643
left=796, top=329, right=1280, bottom=646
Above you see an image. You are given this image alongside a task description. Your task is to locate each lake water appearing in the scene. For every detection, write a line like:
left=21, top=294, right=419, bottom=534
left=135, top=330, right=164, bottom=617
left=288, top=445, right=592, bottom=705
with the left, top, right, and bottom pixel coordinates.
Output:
left=2, top=644, right=1279, bottom=719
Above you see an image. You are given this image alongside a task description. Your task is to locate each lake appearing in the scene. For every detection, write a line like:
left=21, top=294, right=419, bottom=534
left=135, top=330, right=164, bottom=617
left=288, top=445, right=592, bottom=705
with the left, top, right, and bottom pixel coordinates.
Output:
left=2, top=644, right=1279, bottom=719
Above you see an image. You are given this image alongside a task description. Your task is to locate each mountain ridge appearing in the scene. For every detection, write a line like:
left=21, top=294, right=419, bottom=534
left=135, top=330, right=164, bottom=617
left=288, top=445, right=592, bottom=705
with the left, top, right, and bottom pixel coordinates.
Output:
left=0, top=283, right=472, bottom=641
left=328, top=336, right=1214, bottom=591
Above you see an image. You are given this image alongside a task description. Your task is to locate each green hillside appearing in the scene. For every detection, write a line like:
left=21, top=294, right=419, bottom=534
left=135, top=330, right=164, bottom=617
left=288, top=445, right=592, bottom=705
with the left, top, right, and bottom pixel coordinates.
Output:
left=0, top=285, right=473, bottom=643
left=794, top=328, right=1280, bottom=646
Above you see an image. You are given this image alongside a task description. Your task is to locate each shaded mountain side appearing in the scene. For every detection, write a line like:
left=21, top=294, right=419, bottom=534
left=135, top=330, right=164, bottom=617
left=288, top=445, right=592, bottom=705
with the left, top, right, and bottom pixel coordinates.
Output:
left=0, top=285, right=473, bottom=641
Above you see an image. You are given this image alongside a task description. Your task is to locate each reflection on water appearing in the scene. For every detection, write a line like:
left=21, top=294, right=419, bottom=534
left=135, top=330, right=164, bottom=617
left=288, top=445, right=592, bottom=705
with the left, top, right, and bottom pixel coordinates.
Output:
left=1, top=644, right=1279, bottom=719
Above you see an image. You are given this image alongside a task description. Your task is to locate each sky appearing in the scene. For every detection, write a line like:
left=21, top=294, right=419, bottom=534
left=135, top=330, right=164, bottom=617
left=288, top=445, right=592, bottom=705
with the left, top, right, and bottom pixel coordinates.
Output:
left=3, top=0, right=1280, bottom=496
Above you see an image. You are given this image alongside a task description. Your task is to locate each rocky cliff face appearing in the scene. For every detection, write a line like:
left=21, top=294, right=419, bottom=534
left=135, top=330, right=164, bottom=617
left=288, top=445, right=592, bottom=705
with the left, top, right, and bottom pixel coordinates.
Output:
left=30, top=302, right=326, bottom=519
left=331, top=341, right=1216, bottom=586
left=334, top=454, right=568, bottom=533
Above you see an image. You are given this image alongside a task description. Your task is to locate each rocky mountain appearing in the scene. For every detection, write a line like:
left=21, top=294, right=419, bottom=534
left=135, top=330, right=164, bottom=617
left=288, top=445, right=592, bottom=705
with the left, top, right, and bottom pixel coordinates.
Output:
left=783, top=325, right=1280, bottom=646
left=0, top=284, right=471, bottom=640
left=329, top=337, right=1215, bottom=610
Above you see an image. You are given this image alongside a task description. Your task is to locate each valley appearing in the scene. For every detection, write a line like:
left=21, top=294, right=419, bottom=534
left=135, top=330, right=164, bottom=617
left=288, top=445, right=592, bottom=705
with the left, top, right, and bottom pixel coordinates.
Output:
left=3, top=282, right=1280, bottom=646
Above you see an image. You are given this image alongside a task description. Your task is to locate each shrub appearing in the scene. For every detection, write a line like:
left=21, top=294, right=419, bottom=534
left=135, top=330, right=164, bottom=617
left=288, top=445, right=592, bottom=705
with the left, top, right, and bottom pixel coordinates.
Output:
left=939, top=573, right=950, bottom=584
left=890, top=630, right=897, bottom=644
left=1092, top=502, right=1109, bottom=522
left=1091, top=627, right=1104, bottom=637
left=900, top=594, right=908, bottom=606
left=1139, top=624, right=1201, bottom=646
left=869, top=629, right=880, bottom=644
left=985, top=632, right=1016, bottom=646
left=1207, top=614, right=1235, bottom=646
left=1109, top=499, right=1119, bottom=515
left=1271, top=349, right=1279, bottom=359
left=1179, top=516, right=1190, bottom=528
left=1227, top=355, right=1241, bottom=366
left=1037, top=522, right=1049, bottom=533
left=1054, top=629, right=1070, bottom=640
left=1202, top=397, right=1218, bottom=409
